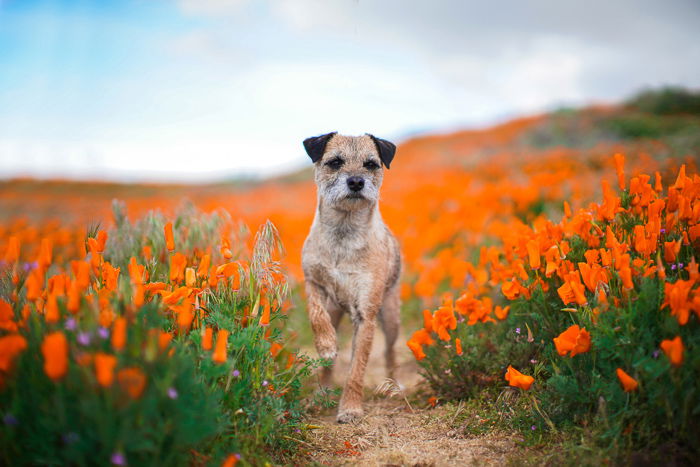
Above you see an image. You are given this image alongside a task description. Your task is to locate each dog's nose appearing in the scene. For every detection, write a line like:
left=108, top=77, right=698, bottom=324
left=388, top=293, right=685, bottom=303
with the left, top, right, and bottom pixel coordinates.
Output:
left=347, top=176, right=365, bottom=192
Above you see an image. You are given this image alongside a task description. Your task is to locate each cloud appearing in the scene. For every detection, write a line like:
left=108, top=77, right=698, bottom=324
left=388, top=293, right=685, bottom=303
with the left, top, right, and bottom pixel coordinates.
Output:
left=177, top=0, right=250, bottom=16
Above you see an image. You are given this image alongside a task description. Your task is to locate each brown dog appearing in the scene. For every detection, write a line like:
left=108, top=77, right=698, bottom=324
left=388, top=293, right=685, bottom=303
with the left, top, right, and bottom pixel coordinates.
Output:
left=301, top=132, right=402, bottom=423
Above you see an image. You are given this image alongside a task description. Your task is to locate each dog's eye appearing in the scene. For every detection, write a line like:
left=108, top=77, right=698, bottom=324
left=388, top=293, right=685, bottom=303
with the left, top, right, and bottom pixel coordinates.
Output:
left=363, top=160, right=380, bottom=170
left=325, top=158, right=344, bottom=170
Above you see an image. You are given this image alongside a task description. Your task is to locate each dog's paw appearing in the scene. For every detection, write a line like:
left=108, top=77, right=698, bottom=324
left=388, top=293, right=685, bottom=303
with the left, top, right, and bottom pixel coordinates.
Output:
left=317, top=346, right=337, bottom=361
left=336, top=407, right=363, bottom=424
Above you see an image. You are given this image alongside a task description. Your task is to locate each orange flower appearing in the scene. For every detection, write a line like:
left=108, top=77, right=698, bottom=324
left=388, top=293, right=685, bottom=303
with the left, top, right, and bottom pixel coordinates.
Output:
left=662, top=280, right=695, bottom=325
left=45, top=293, right=60, bottom=323
left=501, top=278, right=524, bottom=300
left=407, top=329, right=434, bottom=360
left=4, top=236, right=20, bottom=263
left=159, top=332, right=173, bottom=351
left=504, top=365, right=534, bottom=390
left=185, top=267, right=196, bottom=287
left=0, top=299, right=18, bottom=332
left=96, top=230, right=108, bottom=252
left=259, top=300, right=271, bottom=327
left=270, top=342, right=283, bottom=357
left=663, top=240, right=681, bottom=263
left=212, top=329, right=229, bottom=364
left=112, top=317, right=127, bottom=351
left=169, top=252, right=187, bottom=283
left=101, top=262, right=120, bottom=291
left=557, top=273, right=587, bottom=306
left=164, top=222, right=175, bottom=251
left=613, top=153, right=625, bottom=190
left=0, top=334, right=27, bottom=373
left=494, top=305, right=510, bottom=320
left=221, top=454, right=239, bottom=467
left=197, top=254, right=211, bottom=278
left=117, top=367, right=147, bottom=399
left=422, top=309, right=433, bottom=332
left=455, top=338, right=463, bottom=356
left=94, top=353, right=118, bottom=387
left=42, top=331, right=68, bottom=381
left=202, top=327, right=213, bottom=351
left=660, top=336, right=684, bottom=367
left=432, top=303, right=457, bottom=341
left=616, top=368, right=638, bottom=392
left=553, top=325, right=591, bottom=357
left=221, top=237, right=233, bottom=259
left=526, top=239, right=540, bottom=269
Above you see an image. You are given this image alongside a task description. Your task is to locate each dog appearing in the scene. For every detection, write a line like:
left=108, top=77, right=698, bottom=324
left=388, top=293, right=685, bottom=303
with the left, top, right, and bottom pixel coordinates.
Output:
left=301, top=132, right=402, bottom=423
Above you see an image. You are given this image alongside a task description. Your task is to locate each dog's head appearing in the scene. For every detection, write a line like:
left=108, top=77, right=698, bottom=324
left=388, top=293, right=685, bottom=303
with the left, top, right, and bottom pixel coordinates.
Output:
left=303, top=132, right=396, bottom=210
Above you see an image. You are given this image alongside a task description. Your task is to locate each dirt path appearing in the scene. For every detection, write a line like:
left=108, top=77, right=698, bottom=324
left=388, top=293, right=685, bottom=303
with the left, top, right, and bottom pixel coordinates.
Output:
left=303, top=326, right=517, bottom=466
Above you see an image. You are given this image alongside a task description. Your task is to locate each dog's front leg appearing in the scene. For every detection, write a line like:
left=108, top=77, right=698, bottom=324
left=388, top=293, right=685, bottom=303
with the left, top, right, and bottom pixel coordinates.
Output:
left=337, top=309, right=376, bottom=423
left=305, top=282, right=337, bottom=361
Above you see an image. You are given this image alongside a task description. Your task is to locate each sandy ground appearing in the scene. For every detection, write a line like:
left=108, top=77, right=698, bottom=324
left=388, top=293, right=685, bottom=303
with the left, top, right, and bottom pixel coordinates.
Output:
left=302, top=325, right=517, bottom=466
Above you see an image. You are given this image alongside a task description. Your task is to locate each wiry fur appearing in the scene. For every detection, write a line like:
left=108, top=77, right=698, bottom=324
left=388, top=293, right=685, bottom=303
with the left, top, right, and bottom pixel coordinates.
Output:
left=302, top=133, right=402, bottom=423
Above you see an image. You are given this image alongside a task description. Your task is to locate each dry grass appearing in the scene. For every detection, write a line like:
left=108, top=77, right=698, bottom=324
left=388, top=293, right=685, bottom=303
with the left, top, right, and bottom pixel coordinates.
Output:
left=302, top=323, right=519, bottom=466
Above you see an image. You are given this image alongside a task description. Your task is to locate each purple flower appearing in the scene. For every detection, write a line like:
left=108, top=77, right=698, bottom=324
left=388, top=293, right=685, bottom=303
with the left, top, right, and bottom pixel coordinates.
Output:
left=660, top=228, right=666, bottom=234
left=671, top=264, right=677, bottom=271
left=3, top=414, right=18, bottom=426
left=295, top=428, right=301, bottom=433
left=22, top=261, right=38, bottom=272
left=515, top=328, right=521, bottom=334
left=530, top=359, right=537, bottom=364
left=232, top=369, right=240, bottom=378
left=77, top=332, right=91, bottom=346
left=98, top=327, right=110, bottom=339
left=262, top=380, right=268, bottom=387
left=64, top=317, right=77, bottom=331
left=111, top=451, right=127, bottom=466
left=167, top=387, right=178, bottom=400
left=62, top=432, right=79, bottom=444
left=531, top=425, right=536, bottom=431
left=652, top=350, right=660, bottom=359
left=678, top=263, right=684, bottom=269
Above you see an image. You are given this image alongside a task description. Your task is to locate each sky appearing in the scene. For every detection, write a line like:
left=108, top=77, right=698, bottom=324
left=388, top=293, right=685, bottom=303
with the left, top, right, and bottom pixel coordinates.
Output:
left=1, top=0, right=699, bottom=182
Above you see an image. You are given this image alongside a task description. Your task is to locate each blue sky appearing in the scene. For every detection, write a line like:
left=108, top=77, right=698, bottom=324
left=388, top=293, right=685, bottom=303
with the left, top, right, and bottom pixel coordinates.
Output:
left=1, top=0, right=699, bottom=181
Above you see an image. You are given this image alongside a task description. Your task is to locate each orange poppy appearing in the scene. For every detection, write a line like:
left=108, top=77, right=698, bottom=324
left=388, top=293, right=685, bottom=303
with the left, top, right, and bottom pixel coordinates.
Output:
left=660, top=336, right=684, bottom=367
left=455, top=338, right=463, bottom=356
left=202, top=327, right=213, bottom=351
left=42, top=331, right=68, bottom=381
left=0, top=334, right=27, bottom=373
left=553, top=325, right=591, bottom=357
left=212, top=329, right=230, bottom=364
left=504, top=365, right=534, bottom=390
left=169, top=253, right=187, bottom=284
left=4, top=236, right=20, bottom=263
left=259, top=300, right=271, bottom=327
left=270, top=342, right=283, bottom=357
left=117, top=367, right=147, bottom=399
left=94, top=353, right=118, bottom=387
left=112, top=316, right=127, bottom=351
left=164, top=222, right=175, bottom=251
left=616, top=368, right=638, bottom=392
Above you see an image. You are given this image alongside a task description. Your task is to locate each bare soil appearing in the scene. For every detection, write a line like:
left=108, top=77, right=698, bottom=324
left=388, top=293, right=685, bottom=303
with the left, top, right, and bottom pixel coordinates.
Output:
left=303, top=325, right=518, bottom=466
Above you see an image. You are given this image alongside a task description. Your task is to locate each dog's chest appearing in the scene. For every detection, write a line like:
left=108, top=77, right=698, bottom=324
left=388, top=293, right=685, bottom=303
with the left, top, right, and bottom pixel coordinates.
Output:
left=304, top=231, right=373, bottom=305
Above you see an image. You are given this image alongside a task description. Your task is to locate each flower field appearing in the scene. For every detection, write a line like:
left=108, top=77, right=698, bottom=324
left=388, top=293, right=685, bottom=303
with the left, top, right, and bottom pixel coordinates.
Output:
left=1, top=93, right=699, bottom=464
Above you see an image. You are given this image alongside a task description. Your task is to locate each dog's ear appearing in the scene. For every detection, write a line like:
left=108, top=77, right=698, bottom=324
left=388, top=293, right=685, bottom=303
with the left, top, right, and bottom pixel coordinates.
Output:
left=368, top=134, right=396, bottom=169
left=303, top=132, right=337, bottom=163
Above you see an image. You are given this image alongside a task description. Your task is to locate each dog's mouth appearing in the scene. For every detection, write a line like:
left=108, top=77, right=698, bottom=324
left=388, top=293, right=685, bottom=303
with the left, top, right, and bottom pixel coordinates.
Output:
left=345, top=193, right=365, bottom=200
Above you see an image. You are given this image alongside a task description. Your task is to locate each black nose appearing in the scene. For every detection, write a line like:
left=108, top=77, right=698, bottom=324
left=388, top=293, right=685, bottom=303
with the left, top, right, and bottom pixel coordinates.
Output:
left=347, top=176, right=365, bottom=192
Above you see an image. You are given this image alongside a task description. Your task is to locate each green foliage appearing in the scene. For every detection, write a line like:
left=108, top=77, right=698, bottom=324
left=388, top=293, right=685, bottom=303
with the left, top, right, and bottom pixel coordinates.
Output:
left=0, top=206, right=316, bottom=466
left=419, top=313, right=534, bottom=399
left=626, top=87, right=700, bottom=116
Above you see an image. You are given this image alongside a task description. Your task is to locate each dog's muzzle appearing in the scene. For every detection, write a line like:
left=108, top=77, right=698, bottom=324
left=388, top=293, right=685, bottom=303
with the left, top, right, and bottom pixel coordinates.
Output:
left=347, top=176, right=365, bottom=192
